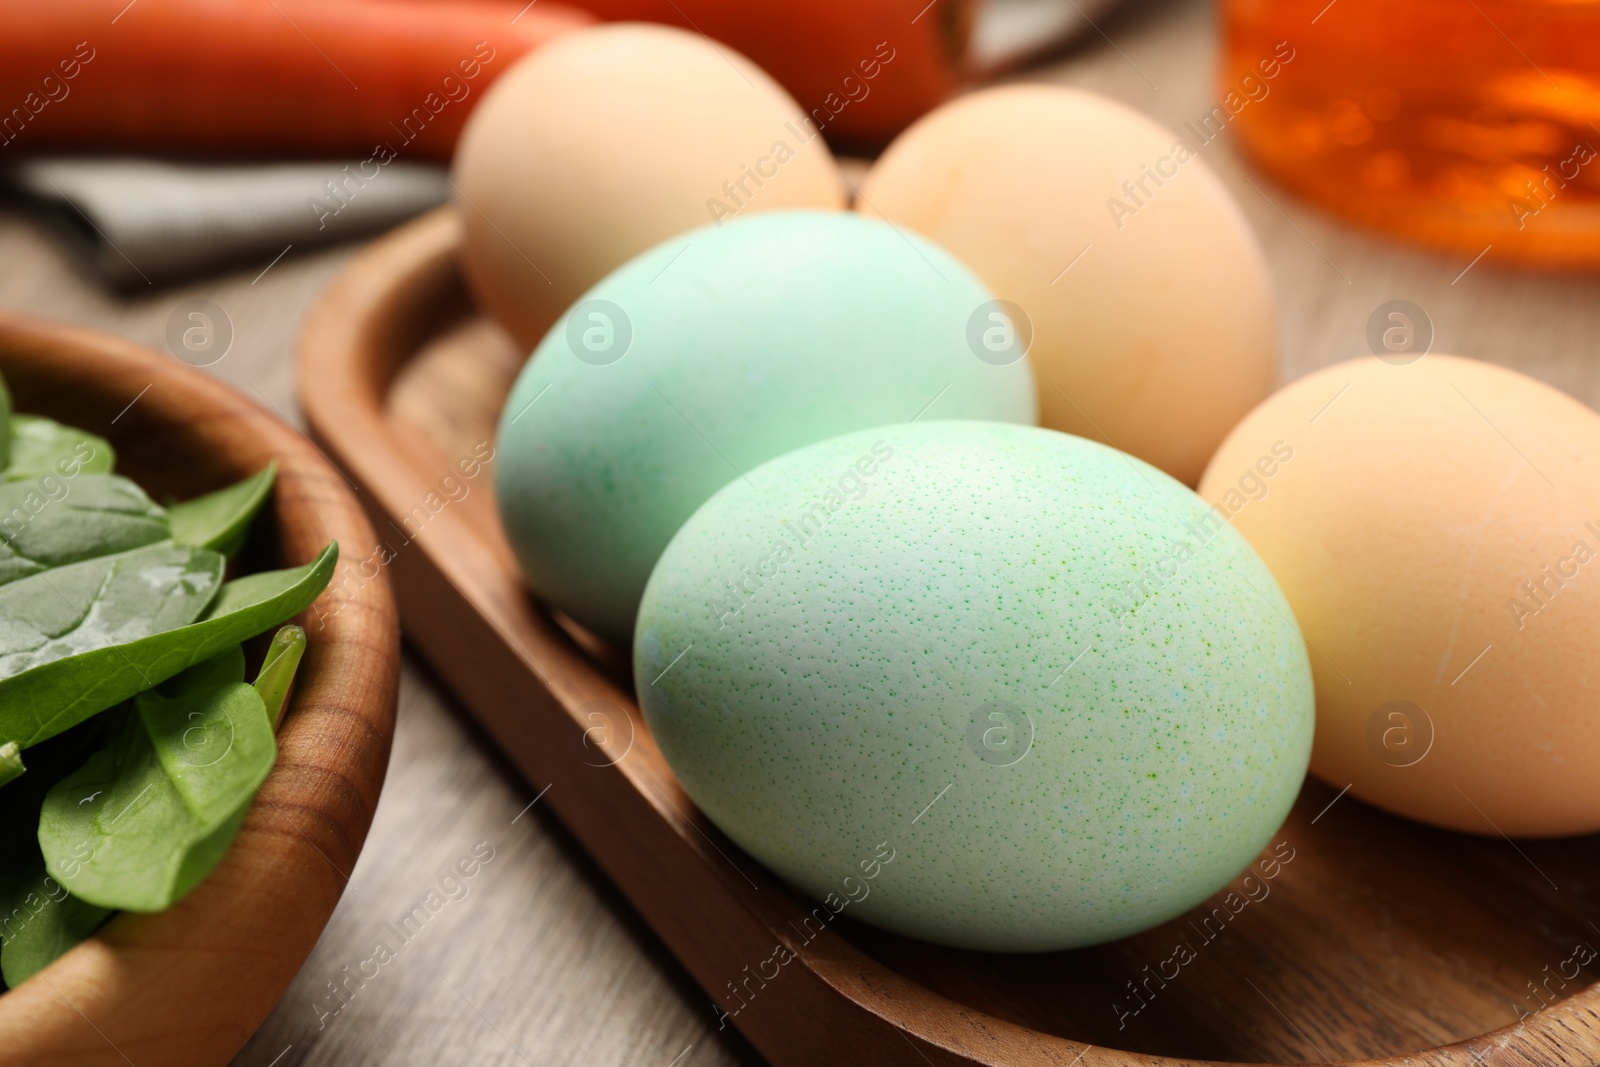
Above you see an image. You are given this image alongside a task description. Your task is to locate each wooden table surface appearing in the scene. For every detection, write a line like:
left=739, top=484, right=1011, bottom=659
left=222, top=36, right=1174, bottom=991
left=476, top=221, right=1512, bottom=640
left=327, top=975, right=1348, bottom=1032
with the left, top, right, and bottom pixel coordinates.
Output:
left=2, top=0, right=1595, bottom=1063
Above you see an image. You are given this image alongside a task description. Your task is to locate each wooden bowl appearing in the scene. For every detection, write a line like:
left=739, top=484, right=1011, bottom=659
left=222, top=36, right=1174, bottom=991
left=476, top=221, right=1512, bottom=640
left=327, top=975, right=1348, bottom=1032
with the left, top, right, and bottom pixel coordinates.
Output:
left=0, top=311, right=399, bottom=1064
left=296, top=206, right=1600, bottom=1067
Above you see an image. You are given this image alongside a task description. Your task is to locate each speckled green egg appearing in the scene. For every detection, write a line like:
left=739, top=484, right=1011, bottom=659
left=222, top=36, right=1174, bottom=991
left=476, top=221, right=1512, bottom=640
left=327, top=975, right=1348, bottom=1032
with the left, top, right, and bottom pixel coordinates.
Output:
left=495, top=211, right=1035, bottom=645
left=634, top=421, right=1312, bottom=951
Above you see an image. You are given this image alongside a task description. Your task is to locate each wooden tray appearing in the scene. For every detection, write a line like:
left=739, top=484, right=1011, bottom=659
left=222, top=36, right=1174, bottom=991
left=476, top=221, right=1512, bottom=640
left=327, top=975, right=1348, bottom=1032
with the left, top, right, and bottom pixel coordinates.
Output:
left=296, top=206, right=1600, bottom=1067
left=0, top=312, right=400, bottom=1064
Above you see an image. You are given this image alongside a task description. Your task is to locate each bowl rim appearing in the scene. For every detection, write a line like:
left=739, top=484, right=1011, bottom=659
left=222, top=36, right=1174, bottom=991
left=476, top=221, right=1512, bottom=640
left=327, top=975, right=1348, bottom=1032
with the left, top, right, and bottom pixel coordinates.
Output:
left=0, top=310, right=399, bottom=1065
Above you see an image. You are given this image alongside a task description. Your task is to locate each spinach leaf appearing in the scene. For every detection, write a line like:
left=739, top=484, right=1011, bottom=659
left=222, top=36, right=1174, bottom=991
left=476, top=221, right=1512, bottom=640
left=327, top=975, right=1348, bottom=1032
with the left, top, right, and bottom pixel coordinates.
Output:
left=0, top=372, right=10, bottom=471
left=0, top=713, right=116, bottom=987
left=254, top=624, right=306, bottom=731
left=0, top=463, right=277, bottom=585
left=5, top=416, right=113, bottom=482
left=0, top=858, right=109, bottom=988
left=0, top=743, right=20, bottom=788
left=38, top=648, right=276, bottom=912
left=0, top=542, right=336, bottom=749
left=168, top=464, right=275, bottom=557
left=0, top=475, right=169, bottom=587
left=159, top=643, right=246, bottom=695
left=0, top=543, right=225, bottom=684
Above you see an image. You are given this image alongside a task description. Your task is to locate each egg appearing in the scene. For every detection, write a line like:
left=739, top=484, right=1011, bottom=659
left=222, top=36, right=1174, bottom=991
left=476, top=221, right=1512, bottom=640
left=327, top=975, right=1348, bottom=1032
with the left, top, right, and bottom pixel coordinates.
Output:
left=855, top=84, right=1278, bottom=486
left=453, top=23, right=846, bottom=350
left=495, top=211, right=1036, bottom=646
left=635, top=421, right=1313, bottom=951
left=1200, top=354, right=1600, bottom=837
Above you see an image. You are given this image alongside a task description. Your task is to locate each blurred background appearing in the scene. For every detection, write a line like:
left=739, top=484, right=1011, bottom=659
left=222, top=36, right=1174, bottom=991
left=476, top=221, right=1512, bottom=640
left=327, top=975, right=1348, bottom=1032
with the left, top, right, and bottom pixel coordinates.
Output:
left=3, top=0, right=1597, bottom=290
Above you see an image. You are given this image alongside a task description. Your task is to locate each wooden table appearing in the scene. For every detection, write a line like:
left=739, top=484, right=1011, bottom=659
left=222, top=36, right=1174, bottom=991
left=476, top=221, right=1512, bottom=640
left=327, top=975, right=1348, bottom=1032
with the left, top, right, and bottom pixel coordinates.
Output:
left=1, top=0, right=1594, bottom=1063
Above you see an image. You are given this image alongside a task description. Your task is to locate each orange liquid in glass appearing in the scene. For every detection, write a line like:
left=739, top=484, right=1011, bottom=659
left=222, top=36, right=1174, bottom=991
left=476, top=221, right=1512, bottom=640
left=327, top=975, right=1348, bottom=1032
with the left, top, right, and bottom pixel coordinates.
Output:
left=1223, top=0, right=1600, bottom=268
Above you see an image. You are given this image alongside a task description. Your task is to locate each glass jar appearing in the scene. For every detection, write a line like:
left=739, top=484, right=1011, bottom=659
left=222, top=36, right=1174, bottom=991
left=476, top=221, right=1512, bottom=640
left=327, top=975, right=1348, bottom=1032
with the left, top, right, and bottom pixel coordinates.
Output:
left=1223, top=0, right=1600, bottom=268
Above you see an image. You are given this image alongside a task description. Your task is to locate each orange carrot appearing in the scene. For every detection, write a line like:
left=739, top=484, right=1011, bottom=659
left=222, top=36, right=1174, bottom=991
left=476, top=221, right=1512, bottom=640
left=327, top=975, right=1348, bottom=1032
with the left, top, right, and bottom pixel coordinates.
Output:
left=561, top=0, right=969, bottom=147
left=0, top=0, right=593, bottom=159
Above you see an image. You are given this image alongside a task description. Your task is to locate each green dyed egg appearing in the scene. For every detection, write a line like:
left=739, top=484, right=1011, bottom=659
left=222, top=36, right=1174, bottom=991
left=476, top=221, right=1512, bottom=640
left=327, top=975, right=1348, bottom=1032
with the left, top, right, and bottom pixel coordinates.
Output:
left=495, top=211, right=1035, bottom=645
left=635, top=421, right=1312, bottom=952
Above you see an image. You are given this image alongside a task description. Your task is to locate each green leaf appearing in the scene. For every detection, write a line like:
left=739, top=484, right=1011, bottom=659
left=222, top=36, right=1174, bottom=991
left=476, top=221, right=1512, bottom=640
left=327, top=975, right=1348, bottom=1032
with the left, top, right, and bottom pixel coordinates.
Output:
left=254, top=625, right=307, bottom=731
left=0, top=542, right=225, bottom=684
left=0, top=714, right=116, bottom=988
left=0, top=859, right=109, bottom=988
left=0, top=742, right=21, bottom=788
left=0, top=475, right=170, bottom=587
left=0, top=371, right=11, bottom=471
left=0, top=542, right=337, bottom=750
left=168, top=465, right=276, bottom=557
left=5, top=416, right=113, bottom=482
left=159, top=644, right=246, bottom=697
left=38, top=650, right=276, bottom=912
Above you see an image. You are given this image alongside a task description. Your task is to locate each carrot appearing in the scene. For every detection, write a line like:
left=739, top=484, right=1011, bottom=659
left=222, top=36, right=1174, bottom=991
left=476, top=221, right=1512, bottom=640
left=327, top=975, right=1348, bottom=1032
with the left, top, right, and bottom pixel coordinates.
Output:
left=0, top=0, right=594, bottom=159
left=560, top=0, right=970, bottom=147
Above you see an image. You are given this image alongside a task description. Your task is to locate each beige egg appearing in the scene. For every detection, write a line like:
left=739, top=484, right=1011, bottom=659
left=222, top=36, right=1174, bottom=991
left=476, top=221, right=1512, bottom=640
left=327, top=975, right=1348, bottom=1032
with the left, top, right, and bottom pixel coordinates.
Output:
left=1201, top=354, right=1600, bottom=837
left=856, top=84, right=1276, bottom=485
left=453, top=23, right=846, bottom=350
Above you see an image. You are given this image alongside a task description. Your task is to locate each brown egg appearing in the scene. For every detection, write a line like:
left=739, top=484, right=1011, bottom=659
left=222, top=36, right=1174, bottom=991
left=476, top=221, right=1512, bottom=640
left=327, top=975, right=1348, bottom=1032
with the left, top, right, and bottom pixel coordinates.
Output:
left=856, top=84, right=1277, bottom=485
left=1201, top=354, right=1600, bottom=836
left=453, top=23, right=845, bottom=350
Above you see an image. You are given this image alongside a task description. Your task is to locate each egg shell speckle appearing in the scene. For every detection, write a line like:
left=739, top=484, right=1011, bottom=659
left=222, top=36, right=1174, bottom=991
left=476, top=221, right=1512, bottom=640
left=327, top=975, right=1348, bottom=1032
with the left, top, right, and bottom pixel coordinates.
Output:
left=635, top=421, right=1312, bottom=951
left=496, top=211, right=1036, bottom=645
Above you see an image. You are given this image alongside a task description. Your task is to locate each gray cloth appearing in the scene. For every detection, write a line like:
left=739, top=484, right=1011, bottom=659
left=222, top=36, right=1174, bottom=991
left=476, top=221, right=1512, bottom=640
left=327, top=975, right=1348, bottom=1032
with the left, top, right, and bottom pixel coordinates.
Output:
left=968, top=0, right=1123, bottom=72
left=5, top=157, right=449, bottom=288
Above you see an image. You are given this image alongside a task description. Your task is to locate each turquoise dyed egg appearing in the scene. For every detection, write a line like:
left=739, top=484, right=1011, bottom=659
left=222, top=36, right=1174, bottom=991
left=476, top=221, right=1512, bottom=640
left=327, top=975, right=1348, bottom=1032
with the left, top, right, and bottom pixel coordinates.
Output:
left=494, top=210, right=1035, bottom=645
left=635, top=421, right=1313, bottom=952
